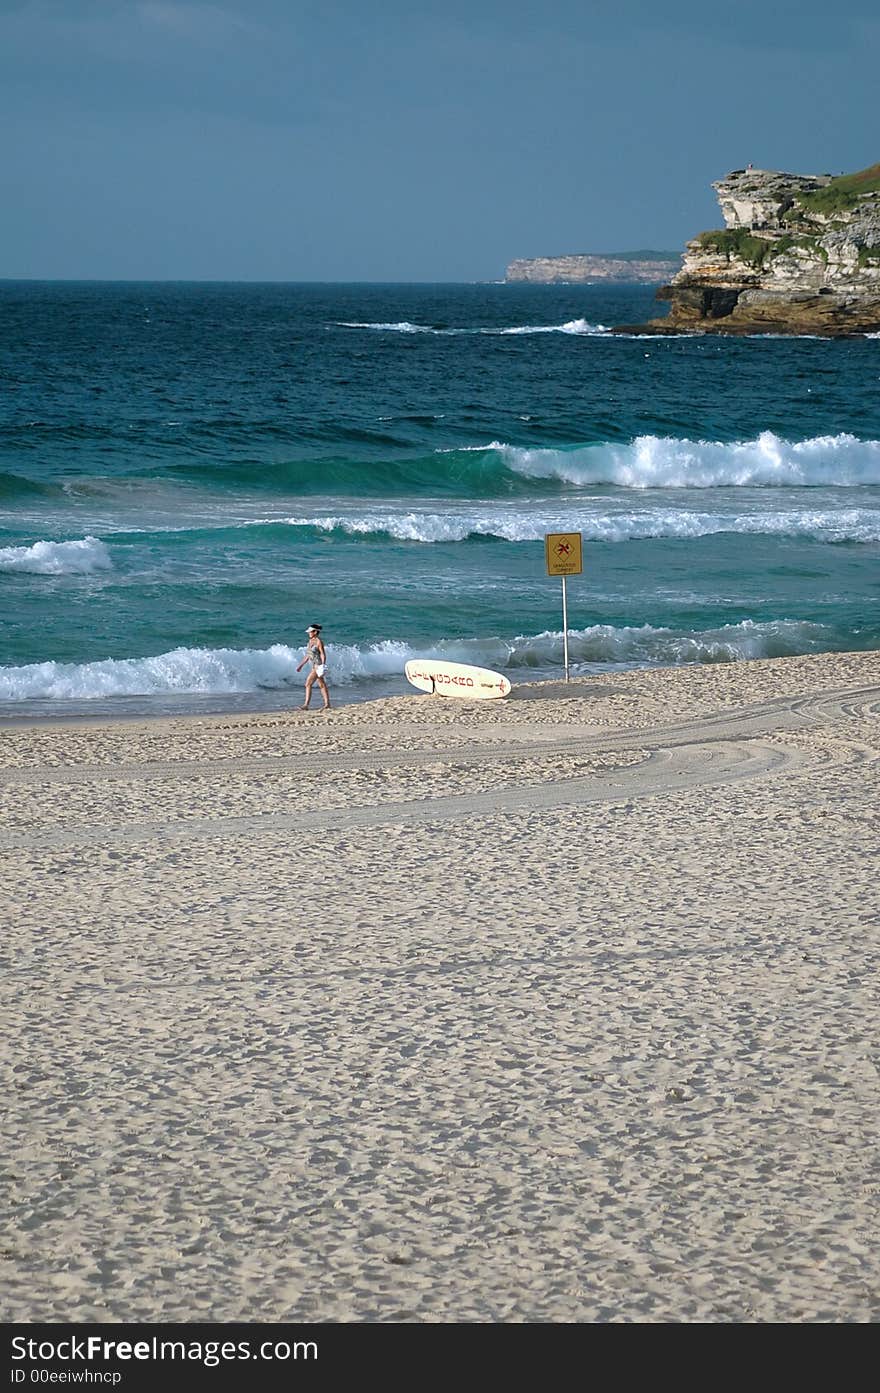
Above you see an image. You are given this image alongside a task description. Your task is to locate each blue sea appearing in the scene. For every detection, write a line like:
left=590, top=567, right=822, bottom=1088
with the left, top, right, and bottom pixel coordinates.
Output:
left=1, top=280, right=879, bottom=718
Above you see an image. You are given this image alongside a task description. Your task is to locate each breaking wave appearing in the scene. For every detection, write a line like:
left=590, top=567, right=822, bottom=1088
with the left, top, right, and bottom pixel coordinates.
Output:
left=484, top=432, right=880, bottom=488
left=496, top=619, right=848, bottom=668
left=0, top=536, right=113, bottom=576
left=272, top=505, right=880, bottom=545
left=336, top=319, right=609, bottom=336
left=337, top=320, right=438, bottom=333
left=0, top=620, right=857, bottom=703
left=495, top=318, right=608, bottom=335
left=0, top=641, right=403, bottom=701
left=119, top=431, right=880, bottom=499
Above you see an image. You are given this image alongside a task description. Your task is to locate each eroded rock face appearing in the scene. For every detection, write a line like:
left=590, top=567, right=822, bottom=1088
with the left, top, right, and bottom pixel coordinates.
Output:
left=505, top=253, right=680, bottom=284
left=618, top=166, right=880, bottom=336
left=713, top=169, right=833, bottom=234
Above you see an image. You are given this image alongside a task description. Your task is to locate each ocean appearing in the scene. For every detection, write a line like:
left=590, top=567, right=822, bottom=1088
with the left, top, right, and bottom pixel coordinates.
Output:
left=1, top=279, right=878, bottom=719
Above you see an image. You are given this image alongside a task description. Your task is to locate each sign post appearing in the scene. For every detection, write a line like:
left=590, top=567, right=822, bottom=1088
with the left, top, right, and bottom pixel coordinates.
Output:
left=544, top=532, right=583, bottom=682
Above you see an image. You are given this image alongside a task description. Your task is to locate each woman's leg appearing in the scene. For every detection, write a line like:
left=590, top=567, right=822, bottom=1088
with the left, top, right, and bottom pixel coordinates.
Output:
left=317, top=676, right=330, bottom=710
left=301, top=672, right=315, bottom=708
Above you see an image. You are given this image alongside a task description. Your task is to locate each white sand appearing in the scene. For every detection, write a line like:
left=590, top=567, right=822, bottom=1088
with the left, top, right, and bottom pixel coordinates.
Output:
left=2, top=650, right=879, bottom=1322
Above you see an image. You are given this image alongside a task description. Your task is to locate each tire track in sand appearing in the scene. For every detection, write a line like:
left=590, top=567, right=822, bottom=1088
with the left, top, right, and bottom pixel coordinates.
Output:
left=1, top=681, right=876, bottom=852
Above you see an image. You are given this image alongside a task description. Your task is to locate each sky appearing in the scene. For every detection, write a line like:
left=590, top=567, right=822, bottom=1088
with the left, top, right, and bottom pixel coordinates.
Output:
left=2, top=0, right=878, bottom=281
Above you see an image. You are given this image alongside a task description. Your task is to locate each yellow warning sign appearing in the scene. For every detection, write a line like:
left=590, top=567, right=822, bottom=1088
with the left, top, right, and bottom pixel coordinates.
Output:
left=544, top=532, right=583, bottom=577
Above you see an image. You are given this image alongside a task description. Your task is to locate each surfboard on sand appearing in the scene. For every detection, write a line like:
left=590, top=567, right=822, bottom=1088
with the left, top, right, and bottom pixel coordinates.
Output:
left=405, top=658, right=511, bottom=700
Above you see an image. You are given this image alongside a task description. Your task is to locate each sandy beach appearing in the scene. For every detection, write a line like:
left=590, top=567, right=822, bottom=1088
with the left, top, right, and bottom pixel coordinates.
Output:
left=2, top=649, right=879, bottom=1323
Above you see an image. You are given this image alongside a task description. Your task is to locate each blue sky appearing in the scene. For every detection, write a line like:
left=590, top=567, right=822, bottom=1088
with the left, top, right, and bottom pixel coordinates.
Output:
left=2, top=0, right=877, bottom=280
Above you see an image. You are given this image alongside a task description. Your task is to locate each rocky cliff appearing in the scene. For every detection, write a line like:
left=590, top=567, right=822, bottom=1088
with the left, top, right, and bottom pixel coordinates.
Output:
left=619, top=163, right=880, bottom=336
left=505, top=251, right=680, bottom=284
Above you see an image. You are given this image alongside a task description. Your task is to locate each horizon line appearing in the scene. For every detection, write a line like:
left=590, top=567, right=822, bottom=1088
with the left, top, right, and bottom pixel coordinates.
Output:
left=0, top=275, right=665, bottom=287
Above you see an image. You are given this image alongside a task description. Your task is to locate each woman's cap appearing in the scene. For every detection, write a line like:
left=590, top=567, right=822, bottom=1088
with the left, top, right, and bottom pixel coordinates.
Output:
left=306, top=624, right=321, bottom=632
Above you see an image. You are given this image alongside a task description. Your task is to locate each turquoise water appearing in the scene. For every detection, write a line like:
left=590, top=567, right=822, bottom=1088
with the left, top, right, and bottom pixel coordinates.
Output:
left=1, top=280, right=879, bottom=716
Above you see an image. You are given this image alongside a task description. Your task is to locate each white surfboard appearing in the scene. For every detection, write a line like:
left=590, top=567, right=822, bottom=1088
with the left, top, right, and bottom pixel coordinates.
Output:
left=405, top=658, right=511, bottom=700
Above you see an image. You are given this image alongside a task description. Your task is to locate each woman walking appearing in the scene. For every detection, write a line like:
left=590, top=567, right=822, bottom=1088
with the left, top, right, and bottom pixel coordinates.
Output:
left=296, top=624, right=330, bottom=710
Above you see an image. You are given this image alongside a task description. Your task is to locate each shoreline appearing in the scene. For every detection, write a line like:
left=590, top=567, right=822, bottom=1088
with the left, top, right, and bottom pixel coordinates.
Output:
left=1, top=646, right=877, bottom=731
left=4, top=647, right=879, bottom=1322
left=612, top=319, right=875, bottom=338
left=2, top=646, right=879, bottom=732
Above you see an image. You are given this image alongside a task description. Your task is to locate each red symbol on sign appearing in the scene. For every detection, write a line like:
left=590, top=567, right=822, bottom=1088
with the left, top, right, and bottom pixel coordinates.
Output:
left=555, top=542, right=571, bottom=556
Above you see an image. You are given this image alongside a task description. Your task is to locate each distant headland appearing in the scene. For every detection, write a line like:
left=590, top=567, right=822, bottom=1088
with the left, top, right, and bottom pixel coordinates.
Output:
left=504, top=250, right=681, bottom=284
left=615, top=162, right=880, bottom=337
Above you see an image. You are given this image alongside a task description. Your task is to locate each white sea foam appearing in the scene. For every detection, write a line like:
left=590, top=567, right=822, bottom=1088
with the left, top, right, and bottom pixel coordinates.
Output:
left=0, top=643, right=302, bottom=702
left=499, top=618, right=836, bottom=667
left=278, top=506, right=880, bottom=545
left=495, top=318, right=609, bottom=335
left=472, top=432, right=880, bottom=488
left=337, top=321, right=436, bottom=333
left=0, top=536, right=113, bottom=575
left=0, top=621, right=843, bottom=703
left=336, top=319, right=609, bottom=336
left=0, top=640, right=413, bottom=702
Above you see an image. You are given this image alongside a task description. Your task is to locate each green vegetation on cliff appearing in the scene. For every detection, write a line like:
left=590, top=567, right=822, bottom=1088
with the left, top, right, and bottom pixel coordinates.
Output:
left=695, top=229, right=773, bottom=268
left=794, top=162, right=880, bottom=216
left=696, top=229, right=837, bottom=269
left=628, top=161, right=880, bottom=336
left=772, top=234, right=829, bottom=265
